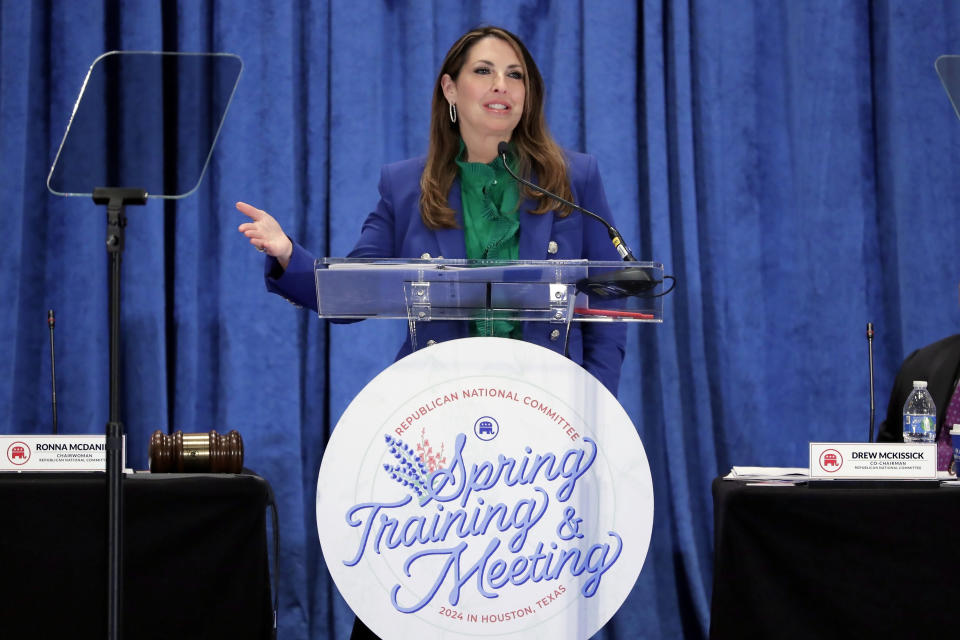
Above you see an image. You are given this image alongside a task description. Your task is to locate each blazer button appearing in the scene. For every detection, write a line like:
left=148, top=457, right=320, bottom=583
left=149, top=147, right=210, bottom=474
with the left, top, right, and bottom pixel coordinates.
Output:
left=549, top=329, right=560, bottom=341
left=426, top=339, right=437, bottom=346
left=421, top=252, right=432, bottom=259
left=547, top=241, right=558, bottom=255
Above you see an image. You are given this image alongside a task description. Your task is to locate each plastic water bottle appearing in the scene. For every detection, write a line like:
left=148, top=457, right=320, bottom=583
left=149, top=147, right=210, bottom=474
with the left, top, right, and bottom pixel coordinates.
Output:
left=902, top=380, right=936, bottom=443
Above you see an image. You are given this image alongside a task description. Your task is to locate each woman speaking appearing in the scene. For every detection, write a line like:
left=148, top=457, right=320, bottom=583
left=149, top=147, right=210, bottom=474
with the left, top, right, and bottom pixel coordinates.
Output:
left=237, top=25, right=627, bottom=395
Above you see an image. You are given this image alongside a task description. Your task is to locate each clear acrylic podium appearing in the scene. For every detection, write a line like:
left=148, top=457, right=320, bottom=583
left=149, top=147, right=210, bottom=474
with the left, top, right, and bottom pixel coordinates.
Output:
left=314, top=258, right=664, bottom=351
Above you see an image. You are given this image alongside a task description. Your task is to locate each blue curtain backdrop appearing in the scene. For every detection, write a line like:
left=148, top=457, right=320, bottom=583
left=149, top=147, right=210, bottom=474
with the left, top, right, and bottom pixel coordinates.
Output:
left=4, top=1, right=960, bottom=638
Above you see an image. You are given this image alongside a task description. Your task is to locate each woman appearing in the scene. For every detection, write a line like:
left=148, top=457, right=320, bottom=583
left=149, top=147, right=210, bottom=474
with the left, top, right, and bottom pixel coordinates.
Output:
left=237, top=25, right=627, bottom=395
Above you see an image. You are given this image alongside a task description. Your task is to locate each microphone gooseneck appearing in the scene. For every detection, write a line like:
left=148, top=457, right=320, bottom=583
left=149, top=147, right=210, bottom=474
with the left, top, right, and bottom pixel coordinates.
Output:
left=867, top=322, right=875, bottom=443
left=48, top=309, right=58, bottom=435
left=497, top=142, right=637, bottom=262
left=497, top=142, right=659, bottom=299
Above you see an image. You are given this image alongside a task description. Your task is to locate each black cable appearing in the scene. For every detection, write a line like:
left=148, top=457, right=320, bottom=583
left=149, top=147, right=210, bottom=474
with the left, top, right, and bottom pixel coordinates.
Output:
left=268, top=493, right=279, bottom=640
left=649, top=275, right=677, bottom=298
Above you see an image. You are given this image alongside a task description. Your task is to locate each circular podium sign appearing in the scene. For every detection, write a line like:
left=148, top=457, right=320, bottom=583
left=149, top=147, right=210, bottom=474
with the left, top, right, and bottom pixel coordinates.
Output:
left=317, top=337, right=653, bottom=639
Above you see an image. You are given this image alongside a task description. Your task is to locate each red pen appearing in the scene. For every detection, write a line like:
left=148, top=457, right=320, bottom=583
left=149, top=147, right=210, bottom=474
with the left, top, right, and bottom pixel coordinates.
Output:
left=574, top=307, right=655, bottom=320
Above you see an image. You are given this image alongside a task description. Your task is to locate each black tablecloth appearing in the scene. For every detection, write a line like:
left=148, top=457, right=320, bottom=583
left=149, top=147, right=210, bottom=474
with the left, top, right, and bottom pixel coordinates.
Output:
left=711, top=478, right=960, bottom=639
left=0, top=472, right=273, bottom=639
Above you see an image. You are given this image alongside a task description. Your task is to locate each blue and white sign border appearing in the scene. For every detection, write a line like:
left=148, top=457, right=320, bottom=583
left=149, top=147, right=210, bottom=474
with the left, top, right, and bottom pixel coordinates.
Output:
left=317, top=337, right=653, bottom=639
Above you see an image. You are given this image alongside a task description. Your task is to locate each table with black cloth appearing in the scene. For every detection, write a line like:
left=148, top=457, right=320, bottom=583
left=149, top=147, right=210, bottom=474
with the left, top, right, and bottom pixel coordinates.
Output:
left=0, top=472, right=273, bottom=640
left=710, top=478, right=959, bottom=639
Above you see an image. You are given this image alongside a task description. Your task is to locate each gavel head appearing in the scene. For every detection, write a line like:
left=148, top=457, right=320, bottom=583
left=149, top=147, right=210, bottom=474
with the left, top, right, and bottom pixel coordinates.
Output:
left=148, top=429, right=244, bottom=473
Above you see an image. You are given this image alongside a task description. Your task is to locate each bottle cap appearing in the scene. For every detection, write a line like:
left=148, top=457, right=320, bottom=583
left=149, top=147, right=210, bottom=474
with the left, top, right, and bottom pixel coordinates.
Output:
left=913, top=380, right=928, bottom=388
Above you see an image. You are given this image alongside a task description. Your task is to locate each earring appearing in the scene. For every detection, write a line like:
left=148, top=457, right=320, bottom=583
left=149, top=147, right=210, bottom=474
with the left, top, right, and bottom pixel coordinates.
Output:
left=448, top=103, right=457, bottom=124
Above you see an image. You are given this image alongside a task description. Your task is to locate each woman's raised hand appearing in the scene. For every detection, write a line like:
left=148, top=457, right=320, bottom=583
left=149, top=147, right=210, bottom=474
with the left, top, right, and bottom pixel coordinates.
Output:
left=236, top=201, right=294, bottom=269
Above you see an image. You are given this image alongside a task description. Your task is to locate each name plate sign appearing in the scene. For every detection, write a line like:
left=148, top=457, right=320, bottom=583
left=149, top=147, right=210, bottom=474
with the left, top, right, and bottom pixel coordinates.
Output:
left=809, top=442, right=937, bottom=479
left=0, top=435, right=125, bottom=471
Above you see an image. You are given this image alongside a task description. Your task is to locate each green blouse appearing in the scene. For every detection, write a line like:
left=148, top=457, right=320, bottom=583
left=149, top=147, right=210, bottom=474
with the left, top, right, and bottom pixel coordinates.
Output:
left=455, top=140, right=523, bottom=339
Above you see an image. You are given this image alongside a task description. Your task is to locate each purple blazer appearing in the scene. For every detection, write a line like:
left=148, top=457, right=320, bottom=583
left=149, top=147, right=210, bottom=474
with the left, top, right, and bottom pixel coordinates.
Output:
left=265, top=151, right=627, bottom=394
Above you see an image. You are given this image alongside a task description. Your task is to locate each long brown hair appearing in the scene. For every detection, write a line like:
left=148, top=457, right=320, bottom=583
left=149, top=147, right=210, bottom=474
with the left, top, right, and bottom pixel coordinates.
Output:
left=420, top=26, right=573, bottom=229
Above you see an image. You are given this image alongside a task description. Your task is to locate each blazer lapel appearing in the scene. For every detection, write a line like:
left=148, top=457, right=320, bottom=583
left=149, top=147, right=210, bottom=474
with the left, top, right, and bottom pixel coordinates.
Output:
left=436, top=178, right=467, bottom=259
left=518, top=196, right=554, bottom=260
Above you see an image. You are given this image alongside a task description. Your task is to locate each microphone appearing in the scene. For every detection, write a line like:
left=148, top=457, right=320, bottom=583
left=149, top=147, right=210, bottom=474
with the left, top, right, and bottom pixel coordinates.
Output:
left=497, top=142, right=656, bottom=298
left=867, top=322, right=875, bottom=442
left=498, top=142, right=636, bottom=259
left=48, top=309, right=58, bottom=435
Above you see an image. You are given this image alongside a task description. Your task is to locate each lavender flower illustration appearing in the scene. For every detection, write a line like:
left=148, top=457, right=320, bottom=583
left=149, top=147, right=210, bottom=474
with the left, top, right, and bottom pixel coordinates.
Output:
left=382, top=434, right=433, bottom=505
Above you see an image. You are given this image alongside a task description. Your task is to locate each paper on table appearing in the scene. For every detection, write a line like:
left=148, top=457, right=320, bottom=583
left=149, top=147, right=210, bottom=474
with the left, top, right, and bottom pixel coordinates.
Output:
left=724, top=466, right=809, bottom=481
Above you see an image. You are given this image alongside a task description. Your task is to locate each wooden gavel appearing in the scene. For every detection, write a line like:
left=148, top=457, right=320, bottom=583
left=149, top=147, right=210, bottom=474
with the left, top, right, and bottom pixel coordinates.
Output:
left=148, top=429, right=244, bottom=473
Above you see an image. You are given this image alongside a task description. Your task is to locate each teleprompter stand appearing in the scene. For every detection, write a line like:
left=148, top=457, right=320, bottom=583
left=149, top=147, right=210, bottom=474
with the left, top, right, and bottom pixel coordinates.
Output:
left=95, top=186, right=147, bottom=638
left=46, top=52, right=243, bottom=640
